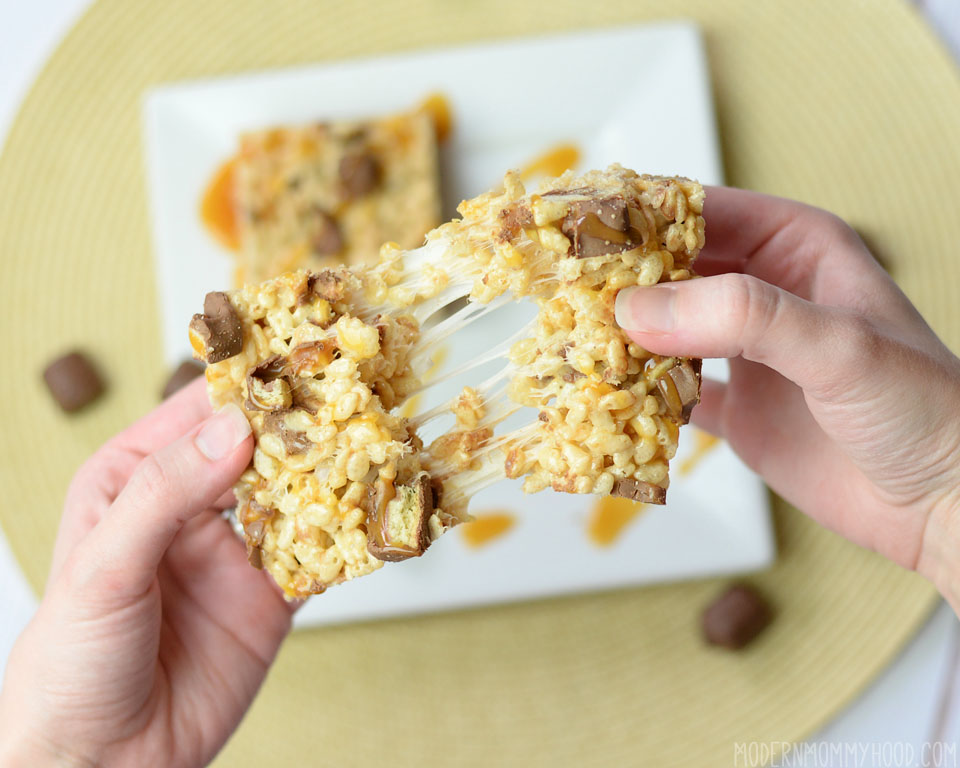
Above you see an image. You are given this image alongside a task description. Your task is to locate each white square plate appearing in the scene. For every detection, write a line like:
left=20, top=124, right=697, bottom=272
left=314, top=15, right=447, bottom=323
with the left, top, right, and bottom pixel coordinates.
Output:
left=143, top=21, right=775, bottom=628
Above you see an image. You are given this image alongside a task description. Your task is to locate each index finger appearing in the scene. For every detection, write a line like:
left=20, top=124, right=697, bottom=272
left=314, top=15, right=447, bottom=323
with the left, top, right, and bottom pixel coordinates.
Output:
left=110, top=374, right=213, bottom=458
left=695, top=186, right=879, bottom=303
left=52, top=376, right=214, bottom=579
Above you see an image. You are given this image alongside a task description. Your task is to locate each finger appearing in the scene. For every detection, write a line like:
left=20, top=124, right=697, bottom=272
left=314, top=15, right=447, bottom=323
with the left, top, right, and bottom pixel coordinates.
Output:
left=694, top=186, right=819, bottom=284
left=696, top=186, right=876, bottom=300
left=68, top=404, right=253, bottom=600
left=690, top=361, right=867, bottom=531
left=688, top=378, right=726, bottom=437
left=51, top=377, right=215, bottom=580
left=698, top=186, right=805, bottom=268
left=213, top=488, right=238, bottom=510
left=110, top=376, right=212, bottom=457
left=614, top=274, right=882, bottom=401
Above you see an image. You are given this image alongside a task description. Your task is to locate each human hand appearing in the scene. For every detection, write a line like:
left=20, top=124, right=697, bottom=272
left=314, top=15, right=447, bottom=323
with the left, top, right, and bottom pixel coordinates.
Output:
left=0, top=378, right=295, bottom=767
left=614, top=187, right=960, bottom=608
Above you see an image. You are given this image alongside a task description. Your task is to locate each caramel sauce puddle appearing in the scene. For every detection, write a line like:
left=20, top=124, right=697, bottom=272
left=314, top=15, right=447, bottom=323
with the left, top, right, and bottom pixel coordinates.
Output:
left=200, top=156, right=240, bottom=252
left=587, top=496, right=646, bottom=547
left=679, top=430, right=720, bottom=476
left=519, top=143, right=580, bottom=181
left=461, top=512, right=515, bottom=548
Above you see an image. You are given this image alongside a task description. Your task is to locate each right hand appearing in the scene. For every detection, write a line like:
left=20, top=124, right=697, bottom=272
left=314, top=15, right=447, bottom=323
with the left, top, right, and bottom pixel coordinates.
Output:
left=614, top=187, right=960, bottom=610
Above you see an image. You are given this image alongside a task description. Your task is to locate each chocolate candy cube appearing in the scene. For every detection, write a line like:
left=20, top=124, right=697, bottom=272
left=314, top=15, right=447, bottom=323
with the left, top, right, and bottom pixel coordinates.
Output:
left=43, top=351, right=105, bottom=412
left=161, top=360, right=205, bottom=399
left=702, top=584, right=772, bottom=650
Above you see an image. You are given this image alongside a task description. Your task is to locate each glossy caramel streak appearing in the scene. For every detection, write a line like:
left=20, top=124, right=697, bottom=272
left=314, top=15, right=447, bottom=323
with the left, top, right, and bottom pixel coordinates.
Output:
left=679, top=430, right=720, bottom=475
left=419, top=92, right=453, bottom=143
left=587, top=496, right=645, bottom=547
left=200, top=156, right=240, bottom=251
left=461, top=512, right=515, bottom=548
left=519, top=143, right=580, bottom=180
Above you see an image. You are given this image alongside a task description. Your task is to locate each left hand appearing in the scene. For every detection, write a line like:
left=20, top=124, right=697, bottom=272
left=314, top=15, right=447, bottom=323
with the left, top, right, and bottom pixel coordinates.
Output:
left=0, top=378, right=294, bottom=767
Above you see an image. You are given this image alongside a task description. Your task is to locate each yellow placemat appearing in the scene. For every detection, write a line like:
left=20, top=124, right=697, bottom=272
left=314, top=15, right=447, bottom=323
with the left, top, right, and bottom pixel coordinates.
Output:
left=0, top=0, right=955, bottom=764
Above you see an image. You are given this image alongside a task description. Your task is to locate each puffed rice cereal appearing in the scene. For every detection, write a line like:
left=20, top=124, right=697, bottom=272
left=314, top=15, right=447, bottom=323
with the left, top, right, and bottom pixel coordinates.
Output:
left=190, top=165, right=705, bottom=598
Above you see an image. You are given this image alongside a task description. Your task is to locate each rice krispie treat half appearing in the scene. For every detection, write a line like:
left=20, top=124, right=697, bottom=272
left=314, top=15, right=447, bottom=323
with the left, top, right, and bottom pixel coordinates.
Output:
left=234, top=105, right=441, bottom=284
left=189, top=271, right=464, bottom=597
left=378, top=165, right=706, bottom=506
left=191, top=165, right=705, bottom=598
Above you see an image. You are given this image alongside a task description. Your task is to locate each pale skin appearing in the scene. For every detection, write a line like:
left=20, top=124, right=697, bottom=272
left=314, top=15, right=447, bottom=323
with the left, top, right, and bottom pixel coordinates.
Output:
left=3, top=188, right=960, bottom=766
left=0, top=383, right=291, bottom=767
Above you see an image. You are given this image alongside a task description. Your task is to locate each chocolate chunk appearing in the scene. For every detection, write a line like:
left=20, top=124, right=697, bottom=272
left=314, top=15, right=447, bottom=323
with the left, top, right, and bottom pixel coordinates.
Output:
left=579, top=197, right=630, bottom=230
left=496, top=202, right=534, bottom=242
left=561, top=196, right=636, bottom=259
left=702, top=585, right=772, bottom=650
left=240, top=498, right=274, bottom=529
left=244, top=520, right=267, bottom=566
left=366, top=473, right=435, bottom=562
left=43, top=351, right=105, bottom=412
left=248, top=355, right=286, bottom=381
left=671, top=359, right=702, bottom=423
left=189, top=291, right=243, bottom=363
left=339, top=152, right=381, bottom=198
left=305, top=270, right=346, bottom=304
left=238, top=499, right=274, bottom=570
left=311, top=211, right=343, bottom=256
left=263, top=412, right=313, bottom=455
left=429, top=477, right=443, bottom=510
left=245, top=356, right=292, bottom=411
left=610, top=477, right=667, bottom=505
left=161, top=360, right=205, bottom=399
left=658, top=358, right=702, bottom=424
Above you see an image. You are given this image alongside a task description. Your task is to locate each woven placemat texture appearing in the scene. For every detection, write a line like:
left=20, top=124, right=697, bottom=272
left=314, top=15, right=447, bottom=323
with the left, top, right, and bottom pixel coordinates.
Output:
left=0, top=0, right=956, bottom=764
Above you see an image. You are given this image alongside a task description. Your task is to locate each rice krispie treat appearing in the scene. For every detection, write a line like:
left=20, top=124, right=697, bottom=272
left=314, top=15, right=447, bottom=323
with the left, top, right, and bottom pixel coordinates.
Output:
left=378, top=165, right=705, bottom=506
left=189, top=271, right=463, bottom=597
left=191, top=165, right=705, bottom=597
left=233, top=105, right=440, bottom=284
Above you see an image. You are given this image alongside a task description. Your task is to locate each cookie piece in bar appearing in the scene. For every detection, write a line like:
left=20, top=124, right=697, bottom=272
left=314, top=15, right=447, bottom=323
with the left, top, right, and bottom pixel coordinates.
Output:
left=192, top=271, right=464, bottom=598
left=365, top=472, right=436, bottom=561
left=233, top=106, right=441, bottom=284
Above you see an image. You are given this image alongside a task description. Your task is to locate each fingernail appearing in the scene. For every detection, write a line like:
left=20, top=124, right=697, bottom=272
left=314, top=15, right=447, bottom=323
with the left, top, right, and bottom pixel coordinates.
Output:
left=615, top=286, right=677, bottom=332
left=195, top=404, right=251, bottom=461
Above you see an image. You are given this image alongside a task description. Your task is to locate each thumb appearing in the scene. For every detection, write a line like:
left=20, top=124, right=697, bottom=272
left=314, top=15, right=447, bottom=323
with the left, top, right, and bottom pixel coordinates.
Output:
left=614, top=274, right=877, bottom=397
left=73, top=404, right=253, bottom=597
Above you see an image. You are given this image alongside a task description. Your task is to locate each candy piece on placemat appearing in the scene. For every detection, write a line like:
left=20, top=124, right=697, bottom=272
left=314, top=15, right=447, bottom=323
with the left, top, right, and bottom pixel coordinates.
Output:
left=43, top=351, right=105, bottom=412
left=701, top=584, right=772, bottom=650
left=161, top=360, right=205, bottom=399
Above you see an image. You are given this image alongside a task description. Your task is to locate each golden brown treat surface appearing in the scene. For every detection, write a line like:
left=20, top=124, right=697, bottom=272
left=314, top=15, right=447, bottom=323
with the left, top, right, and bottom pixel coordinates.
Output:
left=233, top=106, right=441, bottom=284
left=193, top=165, right=705, bottom=597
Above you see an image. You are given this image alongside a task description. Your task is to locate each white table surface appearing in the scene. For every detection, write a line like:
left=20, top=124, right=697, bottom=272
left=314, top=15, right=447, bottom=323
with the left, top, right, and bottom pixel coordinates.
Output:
left=2, top=0, right=959, bottom=757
